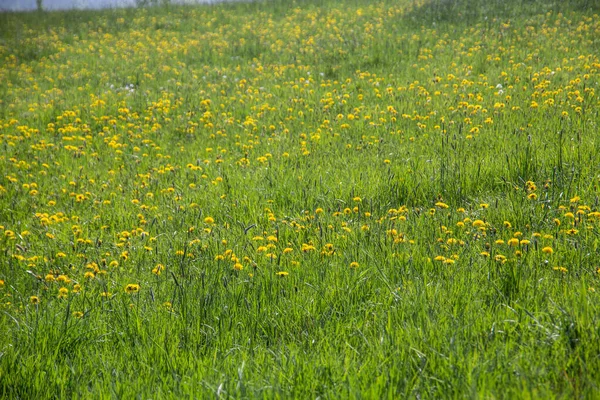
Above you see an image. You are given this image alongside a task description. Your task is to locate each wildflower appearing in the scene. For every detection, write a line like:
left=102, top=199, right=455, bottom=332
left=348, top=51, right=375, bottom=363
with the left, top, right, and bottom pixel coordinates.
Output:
left=542, top=247, right=554, bottom=255
left=125, top=284, right=140, bottom=294
left=204, top=216, right=215, bottom=224
left=150, top=264, right=163, bottom=275
left=472, top=220, right=485, bottom=228
left=507, top=238, right=519, bottom=246
left=30, top=296, right=40, bottom=304
left=58, top=287, right=69, bottom=299
left=233, top=263, right=243, bottom=271
left=276, top=271, right=289, bottom=277
left=72, top=311, right=84, bottom=318
left=494, top=254, right=507, bottom=263
left=435, top=202, right=449, bottom=209
left=349, top=261, right=359, bottom=268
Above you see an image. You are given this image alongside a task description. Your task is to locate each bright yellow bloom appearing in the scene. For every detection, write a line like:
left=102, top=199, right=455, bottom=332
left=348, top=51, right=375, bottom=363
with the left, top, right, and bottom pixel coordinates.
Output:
left=125, top=284, right=140, bottom=294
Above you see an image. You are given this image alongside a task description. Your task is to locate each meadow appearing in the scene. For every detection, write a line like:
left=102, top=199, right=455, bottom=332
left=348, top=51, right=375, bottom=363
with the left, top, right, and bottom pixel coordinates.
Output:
left=1, top=0, right=600, bottom=397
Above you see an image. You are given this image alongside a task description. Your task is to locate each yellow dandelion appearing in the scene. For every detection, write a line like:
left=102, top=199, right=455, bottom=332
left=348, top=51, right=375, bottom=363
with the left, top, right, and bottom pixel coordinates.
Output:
left=125, top=284, right=140, bottom=294
left=58, top=287, right=69, bottom=299
left=507, top=238, right=519, bottom=247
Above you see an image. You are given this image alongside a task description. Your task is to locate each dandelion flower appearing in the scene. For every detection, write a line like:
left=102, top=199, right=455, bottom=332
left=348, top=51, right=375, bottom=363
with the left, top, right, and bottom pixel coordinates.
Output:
left=125, top=284, right=140, bottom=294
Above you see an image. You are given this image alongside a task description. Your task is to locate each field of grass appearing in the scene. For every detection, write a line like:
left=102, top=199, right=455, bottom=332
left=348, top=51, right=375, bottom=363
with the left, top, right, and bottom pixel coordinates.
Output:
left=1, top=0, right=600, bottom=397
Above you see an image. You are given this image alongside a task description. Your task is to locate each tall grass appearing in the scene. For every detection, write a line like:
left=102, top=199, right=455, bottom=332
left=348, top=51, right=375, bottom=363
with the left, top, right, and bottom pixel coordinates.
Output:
left=1, top=0, right=600, bottom=397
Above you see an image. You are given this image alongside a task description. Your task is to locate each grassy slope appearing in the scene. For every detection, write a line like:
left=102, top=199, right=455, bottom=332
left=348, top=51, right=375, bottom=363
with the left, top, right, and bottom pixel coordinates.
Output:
left=1, top=0, right=600, bottom=398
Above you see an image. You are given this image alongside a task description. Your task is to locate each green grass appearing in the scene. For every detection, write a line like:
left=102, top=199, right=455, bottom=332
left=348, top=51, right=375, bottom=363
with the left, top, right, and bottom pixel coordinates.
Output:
left=1, top=0, right=600, bottom=397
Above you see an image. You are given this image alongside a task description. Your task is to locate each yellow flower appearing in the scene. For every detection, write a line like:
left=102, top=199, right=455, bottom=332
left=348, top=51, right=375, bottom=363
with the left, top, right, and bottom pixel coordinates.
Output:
left=494, top=254, right=507, bottom=263
left=507, top=238, right=519, bottom=247
left=349, top=261, right=359, bottom=268
left=125, top=284, right=140, bottom=294
left=204, top=216, right=215, bottom=224
left=72, top=311, right=84, bottom=318
left=233, top=263, right=244, bottom=271
left=30, top=296, right=40, bottom=304
left=152, top=264, right=164, bottom=275
left=275, top=271, right=289, bottom=277
left=58, top=287, right=69, bottom=299
left=542, top=247, right=553, bottom=255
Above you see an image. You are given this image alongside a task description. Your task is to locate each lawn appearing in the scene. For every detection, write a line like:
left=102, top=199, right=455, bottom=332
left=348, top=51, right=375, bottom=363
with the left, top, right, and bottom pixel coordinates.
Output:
left=1, top=0, right=600, bottom=397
